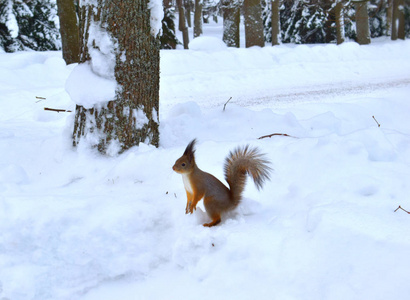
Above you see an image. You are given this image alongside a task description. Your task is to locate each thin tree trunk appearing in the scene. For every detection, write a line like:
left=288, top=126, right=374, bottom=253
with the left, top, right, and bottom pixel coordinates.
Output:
left=185, top=0, right=192, bottom=27
left=386, top=0, right=393, bottom=36
left=177, top=0, right=189, bottom=48
left=222, top=1, right=240, bottom=47
left=244, top=0, right=265, bottom=47
left=56, top=0, right=80, bottom=64
left=354, top=0, right=371, bottom=45
left=193, top=0, right=203, bottom=38
left=271, top=0, right=280, bottom=45
left=335, top=0, right=345, bottom=45
left=72, top=0, right=160, bottom=153
left=391, top=0, right=405, bottom=40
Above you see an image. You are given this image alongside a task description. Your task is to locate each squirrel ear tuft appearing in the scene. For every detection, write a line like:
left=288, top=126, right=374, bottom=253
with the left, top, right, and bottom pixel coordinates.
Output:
left=184, top=139, right=197, bottom=155
left=183, top=139, right=197, bottom=161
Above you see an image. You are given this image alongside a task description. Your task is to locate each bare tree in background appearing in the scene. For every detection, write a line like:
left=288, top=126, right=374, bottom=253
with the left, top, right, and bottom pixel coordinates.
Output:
left=271, top=0, right=280, bottom=45
left=222, top=0, right=240, bottom=47
left=244, top=0, right=265, bottom=47
left=177, top=0, right=189, bottom=48
left=194, top=0, right=203, bottom=38
left=57, top=0, right=80, bottom=64
left=354, top=0, right=371, bottom=44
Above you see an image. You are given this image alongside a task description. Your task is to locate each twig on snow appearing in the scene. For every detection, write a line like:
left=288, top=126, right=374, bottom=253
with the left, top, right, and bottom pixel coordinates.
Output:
left=44, top=107, right=72, bottom=113
left=36, top=96, right=46, bottom=103
left=258, top=133, right=296, bottom=139
left=394, top=206, right=410, bottom=214
left=223, top=97, right=232, bottom=111
left=372, top=115, right=381, bottom=127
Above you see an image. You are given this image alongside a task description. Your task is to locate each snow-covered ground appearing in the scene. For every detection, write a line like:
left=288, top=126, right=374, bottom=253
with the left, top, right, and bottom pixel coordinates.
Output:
left=1, top=18, right=410, bottom=300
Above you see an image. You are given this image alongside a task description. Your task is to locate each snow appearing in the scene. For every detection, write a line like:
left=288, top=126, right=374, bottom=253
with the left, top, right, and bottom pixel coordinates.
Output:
left=65, top=62, right=117, bottom=109
left=148, top=0, right=164, bottom=37
left=1, top=17, right=410, bottom=300
left=4, top=0, right=19, bottom=39
left=189, top=36, right=228, bottom=51
left=66, top=4, right=119, bottom=109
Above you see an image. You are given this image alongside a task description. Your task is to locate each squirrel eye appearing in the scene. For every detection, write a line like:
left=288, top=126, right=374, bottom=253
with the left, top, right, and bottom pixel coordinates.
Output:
left=182, top=163, right=186, bottom=167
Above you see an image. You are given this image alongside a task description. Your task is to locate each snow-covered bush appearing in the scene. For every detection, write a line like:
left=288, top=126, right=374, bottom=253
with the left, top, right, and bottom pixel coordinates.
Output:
left=0, top=0, right=60, bottom=52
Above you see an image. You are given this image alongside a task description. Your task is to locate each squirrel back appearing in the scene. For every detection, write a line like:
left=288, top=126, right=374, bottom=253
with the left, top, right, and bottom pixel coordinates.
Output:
left=173, top=139, right=272, bottom=227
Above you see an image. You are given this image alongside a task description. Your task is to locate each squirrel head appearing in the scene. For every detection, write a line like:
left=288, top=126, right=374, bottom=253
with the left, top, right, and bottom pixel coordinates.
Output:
left=172, top=139, right=197, bottom=174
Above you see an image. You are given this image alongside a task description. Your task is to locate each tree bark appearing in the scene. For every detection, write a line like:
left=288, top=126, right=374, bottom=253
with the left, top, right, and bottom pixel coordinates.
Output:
left=222, top=1, right=240, bottom=47
left=271, top=0, right=280, bottom=45
left=354, top=0, right=371, bottom=45
left=72, top=0, right=160, bottom=154
left=56, top=0, right=80, bottom=64
left=244, top=0, right=265, bottom=47
left=177, top=0, right=189, bottom=48
left=391, top=0, right=405, bottom=40
left=185, top=0, right=192, bottom=28
left=335, top=0, right=345, bottom=45
left=386, top=0, right=393, bottom=36
left=193, top=0, right=203, bottom=38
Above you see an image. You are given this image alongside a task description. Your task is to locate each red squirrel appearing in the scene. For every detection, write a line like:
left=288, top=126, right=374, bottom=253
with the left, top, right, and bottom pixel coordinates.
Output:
left=173, top=139, right=272, bottom=227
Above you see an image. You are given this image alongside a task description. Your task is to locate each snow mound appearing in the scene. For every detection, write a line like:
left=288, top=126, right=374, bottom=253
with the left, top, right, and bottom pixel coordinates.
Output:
left=189, top=36, right=228, bottom=51
left=0, top=163, right=29, bottom=184
left=65, top=62, right=117, bottom=109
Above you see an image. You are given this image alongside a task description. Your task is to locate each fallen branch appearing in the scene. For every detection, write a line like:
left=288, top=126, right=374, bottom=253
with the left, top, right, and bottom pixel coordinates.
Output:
left=223, top=97, right=232, bottom=111
left=258, top=133, right=296, bottom=139
left=44, top=107, right=72, bottom=113
left=394, top=206, right=410, bottom=214
left=372, top=115, right=381, bottom=127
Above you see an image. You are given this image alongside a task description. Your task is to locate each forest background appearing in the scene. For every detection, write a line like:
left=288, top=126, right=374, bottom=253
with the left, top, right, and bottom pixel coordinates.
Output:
left=0, top=0, right=409, bottom=53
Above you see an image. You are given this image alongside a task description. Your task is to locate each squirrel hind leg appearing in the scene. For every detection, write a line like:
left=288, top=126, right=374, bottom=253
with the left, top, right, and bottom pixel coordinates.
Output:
left=203, top=216, right=221, bottom=227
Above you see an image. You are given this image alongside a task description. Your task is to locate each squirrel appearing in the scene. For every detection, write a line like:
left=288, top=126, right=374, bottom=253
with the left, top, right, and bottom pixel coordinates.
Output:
left=172, top=139, right=272, bottom=227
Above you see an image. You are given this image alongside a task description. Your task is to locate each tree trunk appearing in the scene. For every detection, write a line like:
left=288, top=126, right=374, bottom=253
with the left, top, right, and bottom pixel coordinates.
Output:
left=72, top=0, right=160, bottom=154
left=177, top=0, right=189, bottom=48
left=396, top=0, right=405, bottom=40
left=244, top=0, right=265, bottom=47
left=335, top=0, right=345, bottom=45
left=185, top=0, right=192, bottom=28
left=271, top=0, right=280, bottom=45
left=193, top=0, right=203, bottom=38
left=56, top=0, right=80, bottom=64
left=222, top=1, right=240, bottom=47
left=354, top=0, right=371, bottom=45
left=391, top=0, right=405, bottom=40
left=386, top=0, right=393, bottom=36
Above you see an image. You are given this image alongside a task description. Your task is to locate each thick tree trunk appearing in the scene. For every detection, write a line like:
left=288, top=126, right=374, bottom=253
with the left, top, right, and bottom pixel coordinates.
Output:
left=354, top=0, right=371, bottom=45
left=244, top=0, right=265, bottom=47
left=72, top=0, right=160, bottom=154
left=271, top=0, right=280, bottom=45
left=222, top=1, right=240, bottom=47
left=56, top=0, right=80, bottom=64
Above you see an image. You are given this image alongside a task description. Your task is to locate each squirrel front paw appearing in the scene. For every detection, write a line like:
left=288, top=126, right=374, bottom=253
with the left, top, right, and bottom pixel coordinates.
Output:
left=185, top=201, right=196, bottom=214
left=185, top=201, right=192, bottom=214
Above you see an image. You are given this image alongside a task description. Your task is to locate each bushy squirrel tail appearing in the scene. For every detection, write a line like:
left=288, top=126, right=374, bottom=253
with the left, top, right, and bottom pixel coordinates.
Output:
left=224, top=145, right=272, bottom=207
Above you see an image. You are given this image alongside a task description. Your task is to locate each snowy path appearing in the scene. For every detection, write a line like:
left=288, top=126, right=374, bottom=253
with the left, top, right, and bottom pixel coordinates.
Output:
left=236, top=78, right=410, bottom=109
